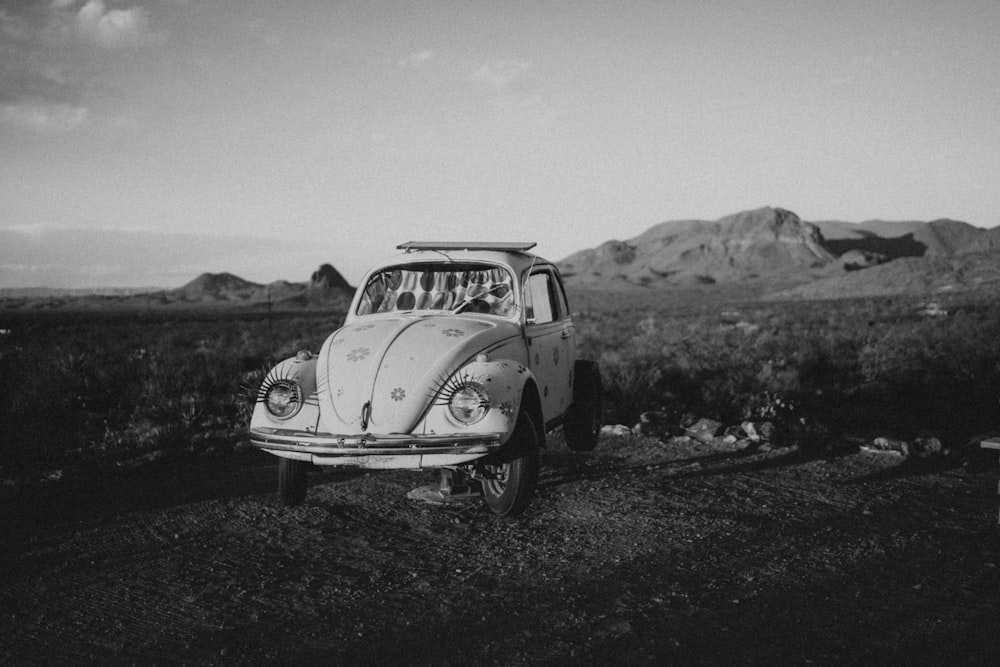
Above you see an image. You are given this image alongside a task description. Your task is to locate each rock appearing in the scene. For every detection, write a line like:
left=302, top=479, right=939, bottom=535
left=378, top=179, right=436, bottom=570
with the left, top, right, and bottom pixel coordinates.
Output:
left=723, top=425, right=743, bottom=439
left=686, top=418, right=722, bottom=443
left=712, top=436, right=742, bottom=452
left=309, top=263, right=351, bottom=290
left=758, top=421, right=775, bottom=441
left=633, top=410, right=673, bottom=437
left=872, top=437, right=910, bottom=456
left=679, top=413, right=699, bottom=429
left=601, top=424, right=632, bottom=438
left=741, top=421, right=760, bottom=442
left=741, top=420, right=776, bottom=442
left=911, top=435, right=943, bottom=458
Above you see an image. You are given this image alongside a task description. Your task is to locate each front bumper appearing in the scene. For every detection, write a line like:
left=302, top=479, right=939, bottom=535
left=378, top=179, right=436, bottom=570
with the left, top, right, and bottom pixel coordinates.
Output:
left=249, top=427, right=503, bottom=469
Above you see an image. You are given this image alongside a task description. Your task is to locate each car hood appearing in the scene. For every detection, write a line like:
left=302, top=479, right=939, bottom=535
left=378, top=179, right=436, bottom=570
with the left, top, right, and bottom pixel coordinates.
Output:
left=316, top=316, right=520, bottom=434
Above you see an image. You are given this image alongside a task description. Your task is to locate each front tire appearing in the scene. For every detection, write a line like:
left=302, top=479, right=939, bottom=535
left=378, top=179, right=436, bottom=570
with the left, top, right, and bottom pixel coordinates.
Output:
left=564, top=360, right=603, bottom=452
left=480, top=409, right=539, bottom=517
left=278, top=457, right=308, bottom=506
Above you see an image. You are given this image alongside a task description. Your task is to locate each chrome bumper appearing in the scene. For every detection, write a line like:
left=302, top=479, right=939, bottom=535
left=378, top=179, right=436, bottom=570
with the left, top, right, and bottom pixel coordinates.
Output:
left=250, top=427, right=502, bottom=458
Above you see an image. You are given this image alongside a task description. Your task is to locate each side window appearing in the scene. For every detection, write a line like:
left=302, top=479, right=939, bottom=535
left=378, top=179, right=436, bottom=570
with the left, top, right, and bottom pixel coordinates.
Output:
left=550, top=272, right=569, bottom=320
left=526, top=272, right=556, bottom=324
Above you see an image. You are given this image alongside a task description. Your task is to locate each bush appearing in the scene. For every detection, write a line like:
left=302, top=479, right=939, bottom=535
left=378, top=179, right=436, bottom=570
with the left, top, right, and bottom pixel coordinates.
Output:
left=574, top=290, right=1000, bottom=444
left=0, top=309, right=346, bottom=476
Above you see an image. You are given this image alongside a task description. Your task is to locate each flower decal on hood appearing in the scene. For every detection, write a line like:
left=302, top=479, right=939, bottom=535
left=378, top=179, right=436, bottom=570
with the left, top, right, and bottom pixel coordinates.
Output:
left=347, top=347, right=371, bottom=362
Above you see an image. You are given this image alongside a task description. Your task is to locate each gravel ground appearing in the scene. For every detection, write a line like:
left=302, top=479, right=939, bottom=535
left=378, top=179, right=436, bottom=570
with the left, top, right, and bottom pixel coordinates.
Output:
left=2, top=433, right=1000, bottom=665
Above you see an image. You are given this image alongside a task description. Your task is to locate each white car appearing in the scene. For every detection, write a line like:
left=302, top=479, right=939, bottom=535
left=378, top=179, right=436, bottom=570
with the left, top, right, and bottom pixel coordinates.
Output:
left=249, top=242, right=602, bottom=517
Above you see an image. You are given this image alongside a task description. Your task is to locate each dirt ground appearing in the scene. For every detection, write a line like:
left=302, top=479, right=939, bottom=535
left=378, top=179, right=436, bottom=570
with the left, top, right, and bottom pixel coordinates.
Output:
left=2, top=433, right=1000, bottom=665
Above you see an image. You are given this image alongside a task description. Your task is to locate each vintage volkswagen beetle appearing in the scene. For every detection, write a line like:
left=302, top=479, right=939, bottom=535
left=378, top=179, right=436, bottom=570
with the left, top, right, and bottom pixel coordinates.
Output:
left=249, top=242, right=602, bottom=517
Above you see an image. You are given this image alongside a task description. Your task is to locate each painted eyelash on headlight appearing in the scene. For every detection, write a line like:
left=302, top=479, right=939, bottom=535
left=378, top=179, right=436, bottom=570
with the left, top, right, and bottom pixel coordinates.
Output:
left=253, top=365, right=319, bottom=406
left=427, top=369, right=489, bottom=406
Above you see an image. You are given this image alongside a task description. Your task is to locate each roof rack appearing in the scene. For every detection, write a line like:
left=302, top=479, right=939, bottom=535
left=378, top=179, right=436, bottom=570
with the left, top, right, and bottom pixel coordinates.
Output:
left=397, top=241, right=537, bottom=252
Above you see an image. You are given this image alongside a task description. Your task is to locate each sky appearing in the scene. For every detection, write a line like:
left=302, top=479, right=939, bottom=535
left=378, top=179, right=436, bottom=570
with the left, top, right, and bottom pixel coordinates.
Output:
left=2, top=0, right=999, bottom=288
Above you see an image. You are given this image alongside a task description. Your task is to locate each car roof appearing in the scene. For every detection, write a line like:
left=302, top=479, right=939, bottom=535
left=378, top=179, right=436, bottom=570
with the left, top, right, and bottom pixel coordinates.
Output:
left=397, top=241, right=536, bottom=252
left=366, top=243, right=552, bottom=276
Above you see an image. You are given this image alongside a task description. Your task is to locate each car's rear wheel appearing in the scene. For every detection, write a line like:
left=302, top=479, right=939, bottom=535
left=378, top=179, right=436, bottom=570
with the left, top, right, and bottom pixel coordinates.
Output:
left=564, top=360, right=603, bottom=452
left=278, top=457, right=308, bottom=506
left=480, top=409, right=539, bottom=517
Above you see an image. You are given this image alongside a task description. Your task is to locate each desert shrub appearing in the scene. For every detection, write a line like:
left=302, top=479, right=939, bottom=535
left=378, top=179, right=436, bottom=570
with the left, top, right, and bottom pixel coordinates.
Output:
left=850, top=307, right=1000, bottom=438
left=575, top=289, right=1000, bottom=443
left=3, top=290, right=999, bottom=474
left=0, top=309, right=346, bottom=476
left=595, top=311, right=800, bottom=424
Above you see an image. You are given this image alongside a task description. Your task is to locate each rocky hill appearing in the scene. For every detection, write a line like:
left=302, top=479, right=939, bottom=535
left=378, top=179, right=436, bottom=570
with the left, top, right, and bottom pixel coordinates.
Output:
left=310, top=263, right=351, bottom=290
left=813, top=218, right=985, bottom=260
left=172, top=272, right=264, bottom=302
left=167, top=268, right=354, bottom=307
left=1, top=266, right=355, bottom=311
left=559, top=207, right=834, bottom=287
left=559, top=206, right=999, bottom=299
left=766, top=251, right=1000, bottom=301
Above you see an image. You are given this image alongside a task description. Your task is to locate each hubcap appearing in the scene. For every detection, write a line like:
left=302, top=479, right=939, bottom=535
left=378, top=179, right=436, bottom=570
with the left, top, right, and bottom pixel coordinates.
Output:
left=483, top=462, right=509, bottom=495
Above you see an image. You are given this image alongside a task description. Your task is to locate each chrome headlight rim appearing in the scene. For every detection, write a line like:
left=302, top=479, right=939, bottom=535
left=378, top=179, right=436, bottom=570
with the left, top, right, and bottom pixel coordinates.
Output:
left=448, top=382, right=490, bottom=425
left=263, top=379, right=303, bottom=421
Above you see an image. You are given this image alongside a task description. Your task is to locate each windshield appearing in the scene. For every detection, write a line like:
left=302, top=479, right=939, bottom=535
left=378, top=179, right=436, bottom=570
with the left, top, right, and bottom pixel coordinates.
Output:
left=356, top=263, right=516, bottom=317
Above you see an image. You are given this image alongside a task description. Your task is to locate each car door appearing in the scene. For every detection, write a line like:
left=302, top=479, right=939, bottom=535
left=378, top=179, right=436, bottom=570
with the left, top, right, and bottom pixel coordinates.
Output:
left=524, top=267, right=574, bottom=427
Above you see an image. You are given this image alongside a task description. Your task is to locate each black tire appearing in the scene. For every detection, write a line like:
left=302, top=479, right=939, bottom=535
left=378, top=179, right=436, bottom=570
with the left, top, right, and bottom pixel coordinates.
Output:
left=564, top=360, right=603, bottom=452
left=278, top=457, right=308, bottom=506
left=480, top=409, right=540, bottom=517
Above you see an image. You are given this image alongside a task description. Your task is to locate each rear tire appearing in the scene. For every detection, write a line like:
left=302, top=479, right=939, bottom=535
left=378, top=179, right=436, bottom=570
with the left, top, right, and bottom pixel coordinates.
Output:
left=278, top=457, right=308, bottom=506
left=480, top=409, right=539, bottom=517
left=564, top=360, right=602, bottom=452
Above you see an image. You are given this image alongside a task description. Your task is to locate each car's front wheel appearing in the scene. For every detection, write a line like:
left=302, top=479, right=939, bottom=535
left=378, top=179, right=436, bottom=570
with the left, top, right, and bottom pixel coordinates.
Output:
left=278, top=457, right=308, bottom=506
left=480, top=409, right=539, bottom=517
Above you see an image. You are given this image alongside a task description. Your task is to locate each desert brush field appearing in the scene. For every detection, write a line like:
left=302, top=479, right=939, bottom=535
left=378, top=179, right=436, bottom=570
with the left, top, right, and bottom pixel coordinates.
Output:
left=2, top=288, right=1000, bottom=664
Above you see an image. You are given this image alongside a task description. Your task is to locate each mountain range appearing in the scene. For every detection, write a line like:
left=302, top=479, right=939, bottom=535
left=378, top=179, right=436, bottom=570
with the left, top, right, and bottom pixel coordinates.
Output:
left=169, top=264, right=352, bottom=306
left=557, top=207, right=1000, bottom=299
left=3, top=207, right=999, bottom=308
left=0, top=264, right=353, bottom=310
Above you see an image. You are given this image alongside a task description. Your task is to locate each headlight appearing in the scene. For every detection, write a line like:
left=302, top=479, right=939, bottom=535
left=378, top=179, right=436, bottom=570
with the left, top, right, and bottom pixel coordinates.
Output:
left=264, top=379, right=302, bottom=420
left=448, top=383, right=489, bottom=424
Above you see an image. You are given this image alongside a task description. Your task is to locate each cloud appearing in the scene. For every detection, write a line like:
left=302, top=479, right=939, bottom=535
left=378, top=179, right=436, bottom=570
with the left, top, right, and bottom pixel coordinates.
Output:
left=469, top=59, right=532, bottom=89
left=1, top=101, right=88, bottom=132
left=398, top=50, right=434, bottom=68
left=74, top=0, right=159, bottom=48
left=0, top=2, right=164, bottom=135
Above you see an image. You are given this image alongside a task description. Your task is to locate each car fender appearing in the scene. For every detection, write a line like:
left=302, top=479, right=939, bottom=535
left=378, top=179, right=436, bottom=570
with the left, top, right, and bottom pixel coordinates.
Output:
left=414, top=358, right=542, bottom=446
left=249, top=353, right=321, bottom=432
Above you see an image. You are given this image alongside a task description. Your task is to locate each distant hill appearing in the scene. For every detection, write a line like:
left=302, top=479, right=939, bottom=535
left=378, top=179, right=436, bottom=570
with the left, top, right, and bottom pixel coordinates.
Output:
left=767, top=251, right=1000, bottom=301
left=310, top=264, right=351, bottom=290
left=172, top=272, right=264, bottom=302
left=813, top=218, right=985, bottom=261
left=962, top=225, right=1000, bottom=253
left=559, top=207, right=834, bottom=287
left=1, top=266, right=355, bottom=311
left=559, top=206, right=998, bottom=299
left=0, top=286, right=160, bottom=299
left=168, top=268, right=354, bottom=307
